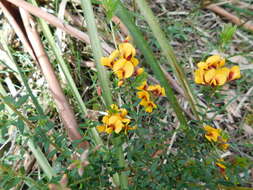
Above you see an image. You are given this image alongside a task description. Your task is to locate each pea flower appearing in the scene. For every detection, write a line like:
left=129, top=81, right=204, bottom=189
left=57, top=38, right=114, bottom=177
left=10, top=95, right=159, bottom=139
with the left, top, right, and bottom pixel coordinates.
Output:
left=142, top=100, right=157, bottom=113
left=147, top=85, right=166, bottom=96
left=112, top=59, right=134, bottom=80
left=204, top=125, right=221, bottom=142
left=216, top=159, right=228, bottom=180
left=136, top=81, right=148, bottom=91
left=137, top=90, right=150, bottom=105
left=194, top=55, right=241, bottom=86
left=96, top=104, right=136, bottom=134
left=100, top=42, right=140, bottom=84
left=101, top=50, right=119, bottom=68
left=204, top=125, right=230, bottom=150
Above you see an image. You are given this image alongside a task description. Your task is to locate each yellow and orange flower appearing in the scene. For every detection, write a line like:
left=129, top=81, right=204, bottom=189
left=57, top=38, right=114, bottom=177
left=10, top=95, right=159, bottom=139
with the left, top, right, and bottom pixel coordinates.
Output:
left=216, top=159, right=228, bottom=180
left=101, top=42, right=139, bottom=81
left=194, top=55, right=240, bottom=86
left=96, top=104, right=135, bottom=134
left=101, top=50, right=119, bottom=68
left=137, top=90, right=150, bottom=105
left=203, top=125, right=221, bottom=142
left=143, top=100, right=157, bottom=113
left=147, top=85, right=166, bottom=97
left=136, top=81, right=148, bottom=91
left=135, top=67, right=144, bottom=76
left=118, top=42, right=136, bottom=60
left=112, top=59, right=134, bottom=80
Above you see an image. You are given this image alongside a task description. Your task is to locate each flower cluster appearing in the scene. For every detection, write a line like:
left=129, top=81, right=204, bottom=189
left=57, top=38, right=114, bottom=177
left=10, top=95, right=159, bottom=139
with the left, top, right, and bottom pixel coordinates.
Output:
left=101, top=42, right=143, bottom=86
left=203, top=125, right=229, bottom=150
left=96, top=104, right=136, bottom=134
left=194, top=55, right=241, bottom=86
left=216, top=159, right=228, bottom=180
left=136, top=81, right=165, bottom=113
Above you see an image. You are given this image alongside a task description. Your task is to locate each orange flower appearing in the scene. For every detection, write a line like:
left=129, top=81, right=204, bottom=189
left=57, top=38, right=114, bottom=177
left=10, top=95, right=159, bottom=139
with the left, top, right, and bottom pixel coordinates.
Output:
left=143, top=100, right=157, bottom=113
left=135, top=67, right=144, bottom=76
left=113, top=59, right=134, bottom=79
left=204, top=125, right=221, bottom=142
left=118, top=42, right=136, bottom=60
left=96, top=104, right=135, bottom=134
left=147, top=85, right=166, bottom=96
left=137, top=90, right=150, bottom=106
left=197, top=55, right=225, bottom=70
left=136, top=81, right=148, bottom=91
left=227, top=66, right=241, bottom=81
left=204, top=67, right=230, bottom=86
left=101, top=50, right=119, bottom=68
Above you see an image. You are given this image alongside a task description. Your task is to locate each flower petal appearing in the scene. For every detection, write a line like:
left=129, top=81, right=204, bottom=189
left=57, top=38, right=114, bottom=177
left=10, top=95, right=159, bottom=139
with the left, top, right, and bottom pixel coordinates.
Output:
left=227, top=66, right=241, bottom=81
left=123, top=61, right=134, bottom=78
left=204, top=68, right=216, bottom=83
left=96, top=125, right=106, bottom=133
left=194, top=69, right=205, bottom=84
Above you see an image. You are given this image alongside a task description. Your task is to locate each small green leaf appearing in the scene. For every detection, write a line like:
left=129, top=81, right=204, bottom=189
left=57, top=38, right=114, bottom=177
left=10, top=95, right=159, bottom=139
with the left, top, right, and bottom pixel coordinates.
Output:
left=132, top=72, right=148, bottom=88
left=0, top=103, right=5, bottom=111
left=219, top=24, right=237, bottom=49
left=103, top=0, right=119, bottom=20
left=16, top=95, right=29, bottom=107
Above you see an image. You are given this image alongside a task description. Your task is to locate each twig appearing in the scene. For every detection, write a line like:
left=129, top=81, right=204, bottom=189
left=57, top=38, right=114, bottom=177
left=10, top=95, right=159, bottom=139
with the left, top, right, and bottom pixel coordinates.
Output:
left=19, top=8, right=89, bottom=150
left=206, top=4, right=253, bottom=32
left=234, top=86, right=253, bottom=116
left=0, top=1, right=36, bottom=61
left=4, top=0, right=113, bottom=54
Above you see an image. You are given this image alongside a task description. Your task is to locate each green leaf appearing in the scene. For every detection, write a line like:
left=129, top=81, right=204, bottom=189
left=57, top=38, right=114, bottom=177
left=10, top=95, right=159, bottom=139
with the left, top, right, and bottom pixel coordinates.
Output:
left=132, top=72, right=148, bottom=88
left=103, top=0, right=119, bottom=20
left=219, top=24, right=237, bottom=48
left=0, top=103, right=5, bottom=111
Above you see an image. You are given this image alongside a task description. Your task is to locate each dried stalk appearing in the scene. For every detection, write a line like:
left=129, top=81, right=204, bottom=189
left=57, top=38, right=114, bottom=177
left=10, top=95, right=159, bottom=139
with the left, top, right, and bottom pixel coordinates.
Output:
left=4, top=0, right=113, bottom=54
left=206, top=4, right=253, bottom=32
left=19, top=8, right=88, bottom=149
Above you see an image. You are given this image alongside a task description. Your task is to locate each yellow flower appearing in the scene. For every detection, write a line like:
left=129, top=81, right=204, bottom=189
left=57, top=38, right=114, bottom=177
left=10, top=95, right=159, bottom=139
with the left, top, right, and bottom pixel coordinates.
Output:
left=205, top=54, right=225, bottom=69
left=218, top=142, right=229, bottom=150
left=204, top=67, right=230, bottom=86
left=118, top=80, right=124, bottom=87
left=136, top=81, right=148, bottom=91
left=143, top=101, right=157, bottom=113
left=194, top=68, right=205, bottom=84
left=101, top=50, right=119, bottom=68
left=227, top=66, right=241, bottom=81
left=216, top=159, right=228, bottom=180
left=130, top=57, right=139, bottom=67
left=113, top=59, right=134, bottom=79
left=119, top=43, right=136, bottom=60
left=108, top=115, right=124, bottom=134
left=96, top=125, right=106, bottom=133
left=195, top=67, right=232, bottom=86
left=135, top=67, right=144, bottom=76
left=96, top=104, right=136, bottom=134
left=147, top=85, right=166, bottom=96
left=204, top=125, right=221, bottom=142
left=218, top=138, right=230, bottom=150
left=216, top=162, right=226, bottom=169
left=137, top=90, right=150, bottom=106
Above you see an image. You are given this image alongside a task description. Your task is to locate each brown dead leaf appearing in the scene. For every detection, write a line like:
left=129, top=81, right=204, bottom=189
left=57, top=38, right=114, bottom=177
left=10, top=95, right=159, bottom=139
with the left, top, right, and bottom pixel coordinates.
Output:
left=242, top=124, right=253, bottom=136
left=228, top=55, right=249, bottom=65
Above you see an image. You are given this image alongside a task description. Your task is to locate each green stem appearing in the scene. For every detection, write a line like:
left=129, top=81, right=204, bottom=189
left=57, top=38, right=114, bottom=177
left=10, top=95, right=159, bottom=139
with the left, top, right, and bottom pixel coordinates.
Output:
left=0, top=91, right=56, bottom=179
left=29, top=0, right=103, bottom=146
left=80, top=0, right=113, bottom=107
left=135, top=0, right=200, bottom=120
left=113, top=136, right=128, bottom=190
left=80, top=1, right=127, bottom=188
left=116, top=2, right=188, bottom=126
